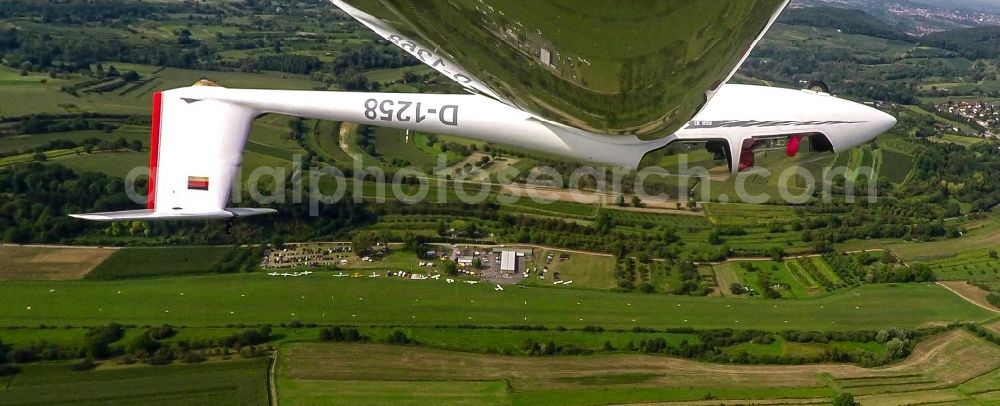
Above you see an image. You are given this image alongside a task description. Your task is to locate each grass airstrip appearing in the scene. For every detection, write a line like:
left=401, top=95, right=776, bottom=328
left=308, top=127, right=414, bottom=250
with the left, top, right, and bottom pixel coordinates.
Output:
left=0, top=274, right=992, bottom=330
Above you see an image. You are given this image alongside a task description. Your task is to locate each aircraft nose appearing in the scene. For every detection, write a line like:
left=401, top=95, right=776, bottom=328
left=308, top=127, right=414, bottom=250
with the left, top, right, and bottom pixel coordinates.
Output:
left=871, top=108, right=897, bottom=137
left=852, top=103, right=896, bottom=145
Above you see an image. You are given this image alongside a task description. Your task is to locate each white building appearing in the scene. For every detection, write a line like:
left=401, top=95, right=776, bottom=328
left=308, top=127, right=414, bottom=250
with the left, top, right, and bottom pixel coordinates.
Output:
left=500, top=250, right=518, bottom=273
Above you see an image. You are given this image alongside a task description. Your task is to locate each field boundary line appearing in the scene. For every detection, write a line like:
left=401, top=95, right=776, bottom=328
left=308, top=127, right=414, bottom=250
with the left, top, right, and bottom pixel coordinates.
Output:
left=0, top=243, right=121, bottom=250
left=936, top=281, right=1000, bottom=314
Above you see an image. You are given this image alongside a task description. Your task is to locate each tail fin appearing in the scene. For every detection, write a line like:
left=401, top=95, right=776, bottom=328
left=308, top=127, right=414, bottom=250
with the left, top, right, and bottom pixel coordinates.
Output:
left=71, top=82, right=275, bottom=221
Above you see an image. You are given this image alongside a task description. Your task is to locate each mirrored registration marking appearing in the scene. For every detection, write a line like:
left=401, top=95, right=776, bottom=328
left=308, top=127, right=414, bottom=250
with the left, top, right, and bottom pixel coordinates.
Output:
left=363, top=98, right=459, bottom=126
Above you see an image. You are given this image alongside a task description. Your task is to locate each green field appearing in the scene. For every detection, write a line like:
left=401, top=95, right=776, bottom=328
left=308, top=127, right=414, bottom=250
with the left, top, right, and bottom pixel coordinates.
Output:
left=87, top=246, right=239, bottom=279
left=0, top=274, right=992, bottom=330
left=0, top=358, right=268, bottom=405
left=0, top=64, right=323, bottom=117
left=370, top=126, right=440, bottom=170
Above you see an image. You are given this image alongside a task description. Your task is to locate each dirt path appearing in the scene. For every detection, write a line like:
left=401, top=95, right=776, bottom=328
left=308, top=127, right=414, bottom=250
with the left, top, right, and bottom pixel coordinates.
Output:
left=936, top=281, right=1000, bottom=314
left=433, top=242, right=614, bottom=258
left=268, top=350, right=278, bottom=406
left=338, top=122, right=362, bottom=162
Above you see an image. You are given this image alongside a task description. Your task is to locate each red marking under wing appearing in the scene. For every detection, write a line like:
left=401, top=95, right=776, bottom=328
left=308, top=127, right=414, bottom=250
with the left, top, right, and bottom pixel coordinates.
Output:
left=188, top=176, right=209, bottom=190
left=148, top=92, right=163, bottom=209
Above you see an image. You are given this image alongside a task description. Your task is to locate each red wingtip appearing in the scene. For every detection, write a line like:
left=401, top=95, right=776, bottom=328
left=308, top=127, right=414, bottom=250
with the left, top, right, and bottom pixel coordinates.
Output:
left=148, top=91, right=163, bottom=210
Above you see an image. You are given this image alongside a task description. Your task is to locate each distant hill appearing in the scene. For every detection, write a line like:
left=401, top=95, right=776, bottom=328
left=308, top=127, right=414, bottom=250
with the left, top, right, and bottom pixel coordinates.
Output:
left=922, top=26, right=1000, bottom=59
left=780, top=6, right=914, bottom=42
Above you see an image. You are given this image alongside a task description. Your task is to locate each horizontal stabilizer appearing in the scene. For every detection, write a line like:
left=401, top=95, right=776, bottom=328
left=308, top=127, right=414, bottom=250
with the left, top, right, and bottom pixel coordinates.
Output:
left=70, top=208, right=276, bottom=222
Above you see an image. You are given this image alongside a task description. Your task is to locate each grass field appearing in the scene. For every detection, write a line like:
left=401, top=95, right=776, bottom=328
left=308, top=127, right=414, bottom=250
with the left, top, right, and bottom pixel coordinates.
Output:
left=0, top=274, right=991, bottom=330
left=520, top=249, right=616, bottom=290
left=86, top=246, right=239, bottom=279
left=0, top=246, right=117, bottom=281
left=50, top=150, right=148, bottom=178
left=0, top=126, right=148, bottom=154
left=0, top=358, right=269, bottom=405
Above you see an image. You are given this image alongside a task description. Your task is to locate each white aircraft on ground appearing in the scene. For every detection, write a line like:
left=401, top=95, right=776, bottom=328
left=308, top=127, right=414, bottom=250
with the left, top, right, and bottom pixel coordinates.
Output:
left=72, top=0, right=895, bottom=221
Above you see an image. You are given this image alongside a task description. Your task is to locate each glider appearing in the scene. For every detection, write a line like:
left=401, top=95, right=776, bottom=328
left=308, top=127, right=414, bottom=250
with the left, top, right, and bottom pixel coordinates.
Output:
left=71, top=0, right=895, bottom=221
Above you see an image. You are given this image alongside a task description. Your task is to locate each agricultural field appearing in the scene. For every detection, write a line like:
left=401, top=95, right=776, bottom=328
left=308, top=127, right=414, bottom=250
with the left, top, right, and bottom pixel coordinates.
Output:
left=920, top=248, right=1000, bottom=283
left=0, top=274, right=992, bottom=330
left=0, top=64, right=323, bottom=118
left=715, top=257, right=852, bottom=299
left=86, top=246, right=242, bottom=279
left=878, top=147, right=914, bottom=184
left=704, top=203, right=798, bottom=227
left=888, top=211, right=1000, bottom=264
left=370, top=126, right=441, bottom=170
left=926, top=133, right=992, bottom=147
left=276, top=329, right=1000, bottom=406
left=0, top=358, right=269, bottom=405
left=0, top=246, right=117, bottom=281
left=608, top=209, right=709, bottom=230
left=715, top=260, right=815, bottom=299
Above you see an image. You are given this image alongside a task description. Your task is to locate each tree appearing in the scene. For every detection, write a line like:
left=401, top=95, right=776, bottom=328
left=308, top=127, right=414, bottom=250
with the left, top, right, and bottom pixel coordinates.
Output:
left=638, top=282, right=655, bottom=293
left=990, top=249, right=998, bottom=260
left=833, top=393, right=859, bottom=406
left=84, top=323, right=125, bottom=359
left=708, top=231, right=722, bottom=245
left=443, top=260, right=458, bottom=276
left=594, top=210, right=614, bottom=234
left=352, top=231, right=376, bottom=256
left=126, top=331, right=161, bottom=354
left=122, top=70, right=140, bottom=82
left=631, top=195, right=643, bottom=208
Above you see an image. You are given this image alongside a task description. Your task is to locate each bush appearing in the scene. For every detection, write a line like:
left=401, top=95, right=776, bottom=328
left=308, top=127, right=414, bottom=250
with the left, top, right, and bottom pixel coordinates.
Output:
left=987, top=292, right=1000, bottom=309
left=319, top=327, right=368, bottom=342
left=387, top=330, right=415, bottom=345
left=147, top=346, right=174, bottom=365
left=833, top=393, right=859, bottom=406
left=71, top=358, right=97, bottom=371
left=0, top=364, right=21, bottom=376
left=180, top=351, right=206, bottom=363
left=638, top=282, right=655, bottom=293
left=239, top=346, right=266, bottom=359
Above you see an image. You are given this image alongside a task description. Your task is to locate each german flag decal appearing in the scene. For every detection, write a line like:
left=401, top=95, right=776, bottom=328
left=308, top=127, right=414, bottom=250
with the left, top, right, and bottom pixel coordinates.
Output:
left=187, top=176, right=210, bottom=191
